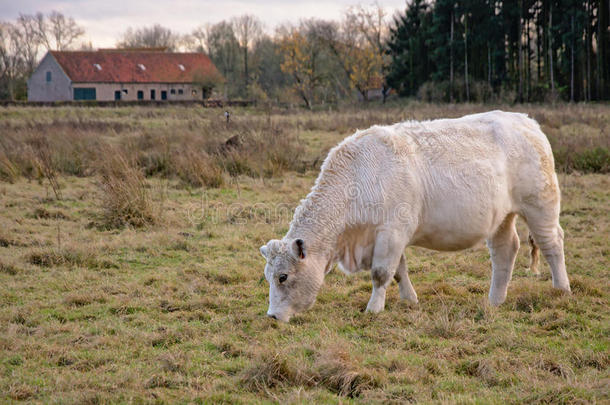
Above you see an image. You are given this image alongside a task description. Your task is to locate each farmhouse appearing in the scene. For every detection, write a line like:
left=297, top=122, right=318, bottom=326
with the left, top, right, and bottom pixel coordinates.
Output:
left=27, top=49, right=220, bottom=102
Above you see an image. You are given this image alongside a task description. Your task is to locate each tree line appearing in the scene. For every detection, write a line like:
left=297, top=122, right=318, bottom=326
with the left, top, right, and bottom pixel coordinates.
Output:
left=1, top=1, right=609, bottom=104
left=388, top=0, right=610, bottom=102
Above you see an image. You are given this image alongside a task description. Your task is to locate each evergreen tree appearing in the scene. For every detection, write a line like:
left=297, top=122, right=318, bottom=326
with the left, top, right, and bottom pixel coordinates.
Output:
left=385, top=0, right=610, bottom=102
left=386, top=0, right=432, bottom=96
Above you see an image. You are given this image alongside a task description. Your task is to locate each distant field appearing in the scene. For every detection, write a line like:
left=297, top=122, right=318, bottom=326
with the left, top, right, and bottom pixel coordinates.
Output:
left=0, top=103, right=608, bottom=403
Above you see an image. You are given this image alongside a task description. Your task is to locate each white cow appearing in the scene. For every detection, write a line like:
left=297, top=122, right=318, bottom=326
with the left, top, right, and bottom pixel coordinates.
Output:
left=260, top=111, right=570, bottom=322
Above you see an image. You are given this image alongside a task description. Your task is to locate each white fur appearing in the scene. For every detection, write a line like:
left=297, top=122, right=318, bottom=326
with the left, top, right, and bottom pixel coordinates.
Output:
left=262, top=111, right=570, bottom=321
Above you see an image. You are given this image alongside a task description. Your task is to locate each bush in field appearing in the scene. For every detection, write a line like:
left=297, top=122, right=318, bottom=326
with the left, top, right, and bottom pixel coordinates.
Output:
left=572, top=147, right=609, bottom=173
left=0, top=152, right=19, bottom=183
left=27, top=136, right=63, bottom=200
left=97, top=149, right=156, bottom=228
left=554, top=147, right=609, bottom=173
left=216, top=127, right=306, bottom=178
left=174, top=150, right=224, bottom=188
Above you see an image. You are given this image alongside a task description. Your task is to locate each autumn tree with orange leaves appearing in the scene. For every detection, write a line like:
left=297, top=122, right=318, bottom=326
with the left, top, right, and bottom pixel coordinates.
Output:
left=278, top=23, right=329, bottom=109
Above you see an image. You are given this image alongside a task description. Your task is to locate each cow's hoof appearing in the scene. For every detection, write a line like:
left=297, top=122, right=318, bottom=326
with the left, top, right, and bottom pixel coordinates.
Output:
left=365, top=300, right=385, bottom=314
left=400, top=292, right=418, bottom=304
left=553, top=284, right=571, bottom=293
left=488, top=296, right=506, bottom=307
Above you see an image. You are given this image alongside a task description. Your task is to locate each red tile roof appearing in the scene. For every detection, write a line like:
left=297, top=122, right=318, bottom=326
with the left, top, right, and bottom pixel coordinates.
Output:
left=50, top=50, right=218, bottom=83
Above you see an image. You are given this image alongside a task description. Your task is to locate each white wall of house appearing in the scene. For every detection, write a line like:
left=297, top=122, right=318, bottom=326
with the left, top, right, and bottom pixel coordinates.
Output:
left=74, top=82, right=204, bottom=101
left=27, top=54, right=72, bottom=102
left=28, top=53, right=208, bottom=102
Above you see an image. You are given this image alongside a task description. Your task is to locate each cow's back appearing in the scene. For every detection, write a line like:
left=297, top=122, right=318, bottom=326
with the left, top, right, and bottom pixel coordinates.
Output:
left=342, top=111, right=557, bottom=250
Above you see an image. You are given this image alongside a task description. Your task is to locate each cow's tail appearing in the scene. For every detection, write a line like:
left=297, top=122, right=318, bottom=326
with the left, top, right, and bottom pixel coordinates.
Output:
left=528, top=233, right=540, bottom=275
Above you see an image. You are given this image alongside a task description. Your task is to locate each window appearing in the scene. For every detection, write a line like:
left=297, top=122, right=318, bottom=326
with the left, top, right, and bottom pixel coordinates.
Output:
left=114, top=90, right=121, bottom=101
left=161, top=90, right=167, bottom=100
left=93, top=63, right=102, bottom=71
left=138, top=64, right=146, bottom=71
left=178, top=89, right=183, bottom=95
left=150, top=89, right=156, bottom=100
left=46, top=71, right=52, bottom=82
left=137, top=90, right=144, bottom=100
left=178, top=64, right=185, bottom=71
left=170, top=89, right=176, bottom=95
left=192, top=89, right=197, bottom=96
left=122, top=89, right=128, bottom=94
left=73, top=88, right=96, bottom=100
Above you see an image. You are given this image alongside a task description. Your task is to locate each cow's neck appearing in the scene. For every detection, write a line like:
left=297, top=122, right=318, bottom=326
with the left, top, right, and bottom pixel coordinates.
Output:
left=285, top=184, right=347, bottom=264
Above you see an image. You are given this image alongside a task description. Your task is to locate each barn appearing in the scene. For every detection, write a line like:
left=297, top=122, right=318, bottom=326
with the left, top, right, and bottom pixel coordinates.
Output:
left=27, top=49, right=220, bottom=102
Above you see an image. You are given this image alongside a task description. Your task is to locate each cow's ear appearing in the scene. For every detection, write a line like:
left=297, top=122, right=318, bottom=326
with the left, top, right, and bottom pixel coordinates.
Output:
left=291, top=238, right=306, bottom=260
left=260, top=245, right=269, bottom=259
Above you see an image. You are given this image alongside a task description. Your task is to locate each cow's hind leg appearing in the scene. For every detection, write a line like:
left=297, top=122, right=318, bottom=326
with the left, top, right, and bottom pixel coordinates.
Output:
left=366, top=229, right=405, bottom=313
left=523, top=207, right=570, bottom=292
left=394, top=254, right=418, bottom=303
left=528, top=233, right=540, bottom=275
left=487, top=213, right=520, bottom=306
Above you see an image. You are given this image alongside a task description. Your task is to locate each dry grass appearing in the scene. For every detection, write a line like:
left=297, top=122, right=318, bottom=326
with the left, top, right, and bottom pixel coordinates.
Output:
left=97, top=149, right=157, bottom=228
left=0, top=103, right=608, bottom=403
left=0, top=103, right=607, bottom=186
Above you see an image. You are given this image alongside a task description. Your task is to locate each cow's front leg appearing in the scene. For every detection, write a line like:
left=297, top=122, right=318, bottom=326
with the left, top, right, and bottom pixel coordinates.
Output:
left=366, top=229, right=405, bottom=313
left=394, top=254, right=418, bottom=303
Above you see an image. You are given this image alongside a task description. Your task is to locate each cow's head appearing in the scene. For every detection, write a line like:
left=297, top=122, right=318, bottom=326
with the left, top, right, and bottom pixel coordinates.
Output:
left=260, top=238, right=323, bottom=322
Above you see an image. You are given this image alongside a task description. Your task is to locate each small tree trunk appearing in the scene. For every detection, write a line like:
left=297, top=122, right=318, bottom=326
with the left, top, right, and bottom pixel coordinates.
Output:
left=244, top=46, right=248, bottom=97
left=525, top=18, right=532, bottom=101
left=570, top=14, right=575, bottom=102
left=450, top=9, right=454, bottom=103
left=465, top=14, right=469, bottom=102
left=549, top=1, right=555, bottom=97
left=488, top=43, right=492, bottom=88
left=537, top=5, right=541, bottom=82
left=599, top=0, right=609, bottom=99
left=518, top=0, right=523, bottom=102
left=586, top=0, right=591, bottom=101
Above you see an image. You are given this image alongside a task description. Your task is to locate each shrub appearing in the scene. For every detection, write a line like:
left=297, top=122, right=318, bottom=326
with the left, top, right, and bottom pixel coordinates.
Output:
left=240, top=352, right=307, bottom=392
left=97, top=149, right=156, bottom=228
left=0, top=152, right=19, bottom=183
left=0, top=261, right=19, bottom=275
left=572, top=147, right=609, bottom=173
left=417, top=77, right=495, bottom=103
left=27, top=248, right=98, bottom=268
left=27, top=135, right=63, bottom=199
left=174, top=150, right=224, bottom=188
left=314, top=346, right=383, bottom=398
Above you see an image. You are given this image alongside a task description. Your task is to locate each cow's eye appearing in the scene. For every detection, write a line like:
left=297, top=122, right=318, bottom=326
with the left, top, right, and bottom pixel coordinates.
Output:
left=279, top=274, right=288, bottom=283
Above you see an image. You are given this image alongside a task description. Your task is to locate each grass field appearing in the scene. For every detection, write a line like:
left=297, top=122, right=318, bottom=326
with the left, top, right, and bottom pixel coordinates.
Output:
left=0, top=103, right=608, bottom=403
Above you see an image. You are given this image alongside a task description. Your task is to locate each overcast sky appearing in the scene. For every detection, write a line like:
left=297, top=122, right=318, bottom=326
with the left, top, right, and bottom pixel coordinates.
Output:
left=1, top=0, right=408, bottom=48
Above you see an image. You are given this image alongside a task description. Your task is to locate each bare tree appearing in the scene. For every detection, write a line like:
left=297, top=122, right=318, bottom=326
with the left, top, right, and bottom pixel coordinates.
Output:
left=117, top=24, right=178, bottom=50
left=190, top=25, right=209, bottom=53
left=232, top=15, right=263, bottom=96
left=346, top=3, right=388, bottom=55
left=0, top=23, right=26, bottom=100
left=36, top=11, right=84, bottom=51
left=16, top=14, right=41, bottom=74
left=317, top=4, right=388, bottom=102
left=344, top=3, right=390, bottom=101
left=205, top=21, right=241, bottom=97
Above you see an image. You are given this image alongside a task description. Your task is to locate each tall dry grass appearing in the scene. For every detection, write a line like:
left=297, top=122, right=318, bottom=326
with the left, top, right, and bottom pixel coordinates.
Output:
left=0, top=104, right=607, bottom=190
left=97, top=149, right=157, bottom=228
left=0, top=108, right=307, bottom=189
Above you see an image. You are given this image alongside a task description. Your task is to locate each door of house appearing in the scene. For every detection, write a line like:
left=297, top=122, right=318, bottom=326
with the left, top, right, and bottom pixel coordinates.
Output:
left=114, top=91, right=121, bottom=101
left=73, top=88, right=96, bottom=100
left=161, top=91, right=167, bottom=100
left=150, top=89, right=156, bottom=100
